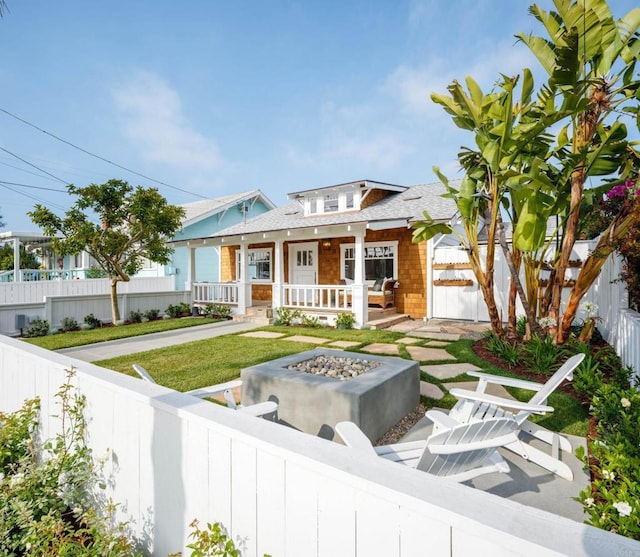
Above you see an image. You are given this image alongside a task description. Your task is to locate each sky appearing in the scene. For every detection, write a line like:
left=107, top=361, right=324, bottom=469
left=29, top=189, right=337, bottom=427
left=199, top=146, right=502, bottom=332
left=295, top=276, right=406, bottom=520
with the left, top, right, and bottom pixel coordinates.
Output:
left=0, top=0, right=638, bottom=232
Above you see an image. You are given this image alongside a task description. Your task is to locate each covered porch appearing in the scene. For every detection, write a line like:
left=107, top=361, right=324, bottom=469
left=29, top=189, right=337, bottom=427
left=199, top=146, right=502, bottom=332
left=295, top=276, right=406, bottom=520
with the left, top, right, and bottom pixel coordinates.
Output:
left=183, top=221, right=418, bottom=328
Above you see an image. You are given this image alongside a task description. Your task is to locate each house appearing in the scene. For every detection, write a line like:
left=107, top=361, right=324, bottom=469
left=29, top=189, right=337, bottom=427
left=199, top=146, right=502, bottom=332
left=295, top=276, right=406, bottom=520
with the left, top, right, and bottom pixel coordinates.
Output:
left=135, top=190, right=276, bottom=290
left=171, top=179, right=457, bottom=327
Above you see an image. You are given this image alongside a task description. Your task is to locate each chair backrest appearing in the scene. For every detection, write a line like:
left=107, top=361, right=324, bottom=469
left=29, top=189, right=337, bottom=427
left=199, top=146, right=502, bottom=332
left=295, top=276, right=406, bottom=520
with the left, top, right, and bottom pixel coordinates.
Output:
left=527, top=353, right=585, bottom=408
left=223, top=389, right=238, bottom=409
left=417, top=416, right=517, bottom=477
left=132, top=364, right=157, bottom=384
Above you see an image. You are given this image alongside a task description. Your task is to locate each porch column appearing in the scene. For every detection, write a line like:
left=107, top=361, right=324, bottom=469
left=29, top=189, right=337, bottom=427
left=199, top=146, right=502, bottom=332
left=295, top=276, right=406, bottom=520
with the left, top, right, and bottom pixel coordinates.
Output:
left=352, top=227, right=367, bottom=328
left=185, top=244, right=197, bottom=291
left=13, top=238, right=19, bottom=283
left=426, top=238, right=434, bottom=320
left=81, top=250, right=90, bottom=277
left=272, top=239, right=283, bottom=308
left=237, top=243, right=252, bottom=314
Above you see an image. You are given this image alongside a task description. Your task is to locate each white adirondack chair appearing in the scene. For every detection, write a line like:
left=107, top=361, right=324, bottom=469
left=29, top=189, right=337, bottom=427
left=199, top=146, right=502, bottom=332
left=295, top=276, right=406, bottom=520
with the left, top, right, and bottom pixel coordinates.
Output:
left=132, top=364, right=278, bottom=419
left=336, top=410, right=518, bottom=483
left=446, top=352, right=585, bottom=480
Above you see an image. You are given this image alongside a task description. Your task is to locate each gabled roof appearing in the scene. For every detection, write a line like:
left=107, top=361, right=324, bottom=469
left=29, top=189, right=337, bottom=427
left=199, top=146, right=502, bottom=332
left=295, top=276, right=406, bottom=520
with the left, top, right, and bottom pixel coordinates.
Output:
left=179, top=189, right=276, bottom=228
left=206, top=181, right=457, bottom=240
left=287, top=179, right=407, bottom=199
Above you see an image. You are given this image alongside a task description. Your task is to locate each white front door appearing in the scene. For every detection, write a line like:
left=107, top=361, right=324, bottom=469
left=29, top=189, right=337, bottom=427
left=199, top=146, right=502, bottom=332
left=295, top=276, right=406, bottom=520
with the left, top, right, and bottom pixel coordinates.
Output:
left=290, top=242, right=318, bottom=303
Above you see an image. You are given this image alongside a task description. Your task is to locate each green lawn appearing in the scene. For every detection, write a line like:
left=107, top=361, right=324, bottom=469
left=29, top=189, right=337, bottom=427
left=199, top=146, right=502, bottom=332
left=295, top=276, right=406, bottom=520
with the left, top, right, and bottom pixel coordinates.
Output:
left=22, top=317, right=222, bottom=350
left=94, top=324, right=589, bottom=435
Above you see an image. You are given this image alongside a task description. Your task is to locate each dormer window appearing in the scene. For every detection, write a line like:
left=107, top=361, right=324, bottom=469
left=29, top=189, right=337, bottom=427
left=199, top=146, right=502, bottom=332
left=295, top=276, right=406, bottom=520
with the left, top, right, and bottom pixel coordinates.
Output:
left=305, top=189, right=361, bottom=216
left=323, top=194, right=339, bottom=213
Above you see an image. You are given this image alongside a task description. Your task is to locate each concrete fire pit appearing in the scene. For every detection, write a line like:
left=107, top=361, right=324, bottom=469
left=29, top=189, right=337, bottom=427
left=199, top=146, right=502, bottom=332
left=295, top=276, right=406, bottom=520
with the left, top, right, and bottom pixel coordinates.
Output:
left=241, top=348, right=419, bottom=441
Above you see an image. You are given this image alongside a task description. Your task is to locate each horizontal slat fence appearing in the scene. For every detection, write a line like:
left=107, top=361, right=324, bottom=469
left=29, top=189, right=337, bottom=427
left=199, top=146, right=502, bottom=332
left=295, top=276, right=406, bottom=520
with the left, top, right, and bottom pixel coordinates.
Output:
left=0, top=336, right=636, bottom=556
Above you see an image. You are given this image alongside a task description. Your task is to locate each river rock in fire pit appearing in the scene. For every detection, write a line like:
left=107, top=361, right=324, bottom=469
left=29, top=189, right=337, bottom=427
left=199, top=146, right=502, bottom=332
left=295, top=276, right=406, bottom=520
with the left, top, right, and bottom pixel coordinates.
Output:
left=287, top=355, right=381, bottom=380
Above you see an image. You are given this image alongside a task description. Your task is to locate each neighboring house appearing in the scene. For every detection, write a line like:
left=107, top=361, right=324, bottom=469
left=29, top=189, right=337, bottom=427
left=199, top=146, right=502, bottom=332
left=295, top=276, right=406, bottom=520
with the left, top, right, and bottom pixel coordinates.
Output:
left=172, top=179, right=457, bottom=327
left=136, top=190, right=276, bottom=290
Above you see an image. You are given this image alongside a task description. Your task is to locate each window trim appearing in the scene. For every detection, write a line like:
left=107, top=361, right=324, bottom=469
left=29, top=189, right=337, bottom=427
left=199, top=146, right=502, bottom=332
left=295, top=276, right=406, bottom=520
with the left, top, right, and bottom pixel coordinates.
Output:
left=236, top=248, right=273, bottom=283
left=340, top=240, right=398, bottom=284
left=305, top=189, right=361, bottom=216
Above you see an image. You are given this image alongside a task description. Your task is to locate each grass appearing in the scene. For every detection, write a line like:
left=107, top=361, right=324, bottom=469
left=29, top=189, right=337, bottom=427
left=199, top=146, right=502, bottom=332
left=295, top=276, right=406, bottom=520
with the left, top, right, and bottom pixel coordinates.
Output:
left=93, top=325, right=589, bottom=435
left=21, top=317, right=222, bottom=350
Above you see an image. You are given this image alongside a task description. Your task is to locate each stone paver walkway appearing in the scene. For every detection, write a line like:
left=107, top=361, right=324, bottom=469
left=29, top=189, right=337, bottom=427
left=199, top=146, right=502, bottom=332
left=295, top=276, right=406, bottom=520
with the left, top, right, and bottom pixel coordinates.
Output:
left=407, top=331, right=461, bottom=341
left=395, top=336, right=422, bottom=345
left=239, top=331, right=286, bottom=339
left=281, top=335, right=328, bottom=344
left=361, top=343, right=399, bottom=355
left=327, top=340, right=361, bottom=348
left=406, top=345, right=455, bottom=362
left=420, top=381, right=444, bottom=400
left=420, top=362, right=482, bottom=380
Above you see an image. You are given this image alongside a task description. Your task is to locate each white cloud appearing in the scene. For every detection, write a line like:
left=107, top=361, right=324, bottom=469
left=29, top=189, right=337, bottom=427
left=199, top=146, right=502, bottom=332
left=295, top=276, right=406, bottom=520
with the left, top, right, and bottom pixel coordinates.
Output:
left=112, top=71, right=222, bottom=174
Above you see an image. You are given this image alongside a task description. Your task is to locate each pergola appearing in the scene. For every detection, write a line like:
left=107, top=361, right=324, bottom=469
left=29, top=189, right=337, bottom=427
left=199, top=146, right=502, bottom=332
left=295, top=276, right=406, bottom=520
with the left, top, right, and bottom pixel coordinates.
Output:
left=0, top=231, right=55, bottom=282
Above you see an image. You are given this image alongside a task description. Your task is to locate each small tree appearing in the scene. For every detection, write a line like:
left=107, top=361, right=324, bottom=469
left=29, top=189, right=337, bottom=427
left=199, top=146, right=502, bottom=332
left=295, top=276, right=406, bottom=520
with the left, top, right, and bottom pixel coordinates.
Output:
left=29, top=179, right=185, bottom=324
left=0, top=243, right=40, bottom=270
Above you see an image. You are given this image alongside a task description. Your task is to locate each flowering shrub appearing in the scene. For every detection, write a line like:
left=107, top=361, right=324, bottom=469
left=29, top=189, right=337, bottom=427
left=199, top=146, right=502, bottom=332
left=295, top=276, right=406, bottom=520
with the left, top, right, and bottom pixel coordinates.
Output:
left=577, top=382, right=640, bottom=539
left=582, top=179, right=640, bottom=311
left=0, top=369, right=139, bottom=555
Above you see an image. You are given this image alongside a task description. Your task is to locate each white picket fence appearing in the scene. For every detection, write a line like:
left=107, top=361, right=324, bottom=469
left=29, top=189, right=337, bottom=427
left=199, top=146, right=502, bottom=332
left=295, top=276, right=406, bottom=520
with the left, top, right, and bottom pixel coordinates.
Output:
left=0, top=290, right=190, bottom=335
left=0, top=335, right=636, bottom=556
left=432, top=241, right=640, bottom=379
left=0, top=276, right=175, bottom=304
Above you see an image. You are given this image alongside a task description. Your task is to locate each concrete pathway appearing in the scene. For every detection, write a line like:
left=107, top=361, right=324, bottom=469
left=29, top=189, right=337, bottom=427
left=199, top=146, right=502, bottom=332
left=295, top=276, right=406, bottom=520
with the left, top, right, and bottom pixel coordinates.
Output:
left=57, top=320, right=262, bottom=362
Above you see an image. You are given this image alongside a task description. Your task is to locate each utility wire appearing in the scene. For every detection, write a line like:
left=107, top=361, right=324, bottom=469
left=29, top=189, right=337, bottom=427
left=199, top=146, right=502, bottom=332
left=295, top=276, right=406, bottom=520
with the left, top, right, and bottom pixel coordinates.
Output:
left=0, top=106, right=208, bottom=199
left=0, top=146, right=68, bottom=184
left=0, top=180, right=67, bottom=193
left=0, top=182, right=69, bottom=212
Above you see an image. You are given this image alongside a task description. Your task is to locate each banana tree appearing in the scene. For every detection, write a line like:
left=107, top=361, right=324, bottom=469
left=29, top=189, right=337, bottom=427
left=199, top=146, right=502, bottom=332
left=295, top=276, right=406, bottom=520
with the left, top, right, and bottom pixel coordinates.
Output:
left=517, top=0, right=640, bottom=342
left=415, top=73, right=560, bottom=338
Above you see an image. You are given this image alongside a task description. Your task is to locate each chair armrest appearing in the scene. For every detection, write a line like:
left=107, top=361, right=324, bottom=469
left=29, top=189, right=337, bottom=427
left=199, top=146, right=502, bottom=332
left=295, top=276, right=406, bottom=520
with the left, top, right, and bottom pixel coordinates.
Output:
left=465, top=371, right=544, bottom=391
left=185, top=379, right=243, bottom=398
left=237, top=400, right=278, bottom=417
left=450, top=388, right=554, bottom=414
left=425, top=410, right=459, bottom=429
left=336, top=421, right=377, bottom=455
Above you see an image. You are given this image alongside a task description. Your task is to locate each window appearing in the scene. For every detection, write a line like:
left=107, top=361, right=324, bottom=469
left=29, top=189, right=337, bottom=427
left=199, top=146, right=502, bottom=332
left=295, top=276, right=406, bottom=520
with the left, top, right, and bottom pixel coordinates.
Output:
left=341, top=242, right=397, bottom=282
left=323, top=193, right=339, bottom=213
left=236, top=249, right=272, bottom=282
left=304, top=189, right=361, bottom=216
left=73, top=253, right=82, bottom=268
left=345, top=191, right=355, bottom=209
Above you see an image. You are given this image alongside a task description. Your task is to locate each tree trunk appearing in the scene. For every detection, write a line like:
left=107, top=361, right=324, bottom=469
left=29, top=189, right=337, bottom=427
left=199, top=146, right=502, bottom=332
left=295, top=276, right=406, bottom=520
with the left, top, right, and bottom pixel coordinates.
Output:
left=110, top=279, right=121, bottom=324
left=496, top=213, right=542, bottom=339
left=557, top=212, right=636, bottom=342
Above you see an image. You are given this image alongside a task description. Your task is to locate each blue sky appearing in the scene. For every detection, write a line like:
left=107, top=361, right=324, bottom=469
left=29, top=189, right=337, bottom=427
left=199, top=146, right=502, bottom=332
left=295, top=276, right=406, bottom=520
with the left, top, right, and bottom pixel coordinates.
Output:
left=0, top=1, right=637, bottom=232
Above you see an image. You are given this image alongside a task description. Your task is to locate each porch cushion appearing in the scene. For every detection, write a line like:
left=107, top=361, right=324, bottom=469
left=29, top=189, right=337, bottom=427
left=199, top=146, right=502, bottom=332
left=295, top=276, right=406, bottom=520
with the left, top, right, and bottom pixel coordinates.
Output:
left=372, top=278, right=384, bottom=291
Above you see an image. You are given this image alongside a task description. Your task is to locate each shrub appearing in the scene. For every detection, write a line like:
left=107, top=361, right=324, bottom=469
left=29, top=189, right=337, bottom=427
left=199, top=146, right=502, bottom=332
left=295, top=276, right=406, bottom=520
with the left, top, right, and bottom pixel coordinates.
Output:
left=165, top=304, right=184, bottom=318
left=483, top=330, right=520, bottom=367
left=577, top=383, right=640, bottom=540
left=129, top=309, right=144, bottom=323
left=301, top=314, right=321, bottom=328
left=85, top=266, right=107, bottom=279
left=516, top=315, right=528, bottom=337
left=23, top=318, right=50, bottom=337
left=61, top=316, right=79, bottom=332
left=83, top=313, right=102, bottom=329
left=335, top=312, right=356, bottom=330
left=203, top=303, right=232, bottom=319
left=143, top=308, right=161, bottom=321
left=168, top=519, right=241, bottom=557
left=0, top=370, right=139, bottom=554
left=273, top=307, right=302, bottom=326
left=520, top=334, right=566, bottom=375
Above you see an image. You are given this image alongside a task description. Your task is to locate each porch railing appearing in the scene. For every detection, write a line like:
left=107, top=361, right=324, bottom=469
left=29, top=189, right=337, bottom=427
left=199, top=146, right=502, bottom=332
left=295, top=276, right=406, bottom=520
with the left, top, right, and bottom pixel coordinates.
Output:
left=0, top=268, right=90, bottom=282
left=192, top=282, right=239, bottom=305
left=283, top=284, right=352, bottom=311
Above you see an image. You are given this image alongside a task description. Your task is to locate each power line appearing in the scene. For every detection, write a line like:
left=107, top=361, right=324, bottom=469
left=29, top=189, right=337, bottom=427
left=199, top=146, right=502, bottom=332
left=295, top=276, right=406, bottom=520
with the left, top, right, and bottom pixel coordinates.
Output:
left=0, top=182, right=69, bottom=212
left=0, top=146, right=68, bottom=184
left=0, top=180, right=67, bottom=193
left=0, top=106, right=209, bottom=199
